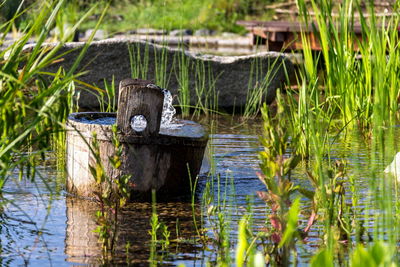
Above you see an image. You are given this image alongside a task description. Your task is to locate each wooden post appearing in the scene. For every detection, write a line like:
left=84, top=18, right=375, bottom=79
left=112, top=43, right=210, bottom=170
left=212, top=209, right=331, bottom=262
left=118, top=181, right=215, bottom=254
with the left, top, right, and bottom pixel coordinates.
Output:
left=116, top=78, right=164, bottom=137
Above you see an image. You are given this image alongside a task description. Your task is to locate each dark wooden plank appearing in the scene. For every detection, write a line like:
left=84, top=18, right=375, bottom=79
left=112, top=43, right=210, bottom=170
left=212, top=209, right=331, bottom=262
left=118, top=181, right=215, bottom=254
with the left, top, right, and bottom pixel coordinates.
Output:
left=239, top=20, right=400, bottom=51
left=117, top=78, right=164, bottom=137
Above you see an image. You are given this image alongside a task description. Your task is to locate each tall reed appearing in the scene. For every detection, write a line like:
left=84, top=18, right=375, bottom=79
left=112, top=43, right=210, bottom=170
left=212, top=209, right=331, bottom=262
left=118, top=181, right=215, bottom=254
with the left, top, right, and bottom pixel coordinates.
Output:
left=175, top=47, right=191, bottom=117
left=193, top=60, right=220, bottom=117
left=0, top=0, right=104, bottom=186
left=283, top=0, right=400, bottom=264
left=0, top=1, right=107, bottom=264
left=297, top=0, right=400, bottom=130
left=128, top=42, right=149, bottom=80
left=243, top=55, right=283, bottom=118
left=154, top=41, right=171, bottom=89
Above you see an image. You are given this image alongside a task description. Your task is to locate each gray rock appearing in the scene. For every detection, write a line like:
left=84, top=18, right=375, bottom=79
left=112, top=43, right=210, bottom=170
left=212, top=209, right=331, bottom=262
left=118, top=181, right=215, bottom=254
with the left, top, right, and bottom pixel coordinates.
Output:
left=169, top=29, right=193, bottom=36
left=5, top=32, right=17, bottom=41
left=83, top=29, right=106, bottom=41
left=135, top=28, right=167, bottom=35
left=50, top=24, right=80, bottom=41
left=221, top=32, right=241, bottom=38
left=38, top=39, right=294, bottom=110
left=194, top=29, right=216, bottom=36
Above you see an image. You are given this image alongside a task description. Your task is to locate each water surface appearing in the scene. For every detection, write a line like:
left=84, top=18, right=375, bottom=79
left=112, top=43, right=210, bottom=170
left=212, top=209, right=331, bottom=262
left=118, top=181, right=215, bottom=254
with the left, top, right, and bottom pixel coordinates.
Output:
left=0, top=116, right=398, bottom=266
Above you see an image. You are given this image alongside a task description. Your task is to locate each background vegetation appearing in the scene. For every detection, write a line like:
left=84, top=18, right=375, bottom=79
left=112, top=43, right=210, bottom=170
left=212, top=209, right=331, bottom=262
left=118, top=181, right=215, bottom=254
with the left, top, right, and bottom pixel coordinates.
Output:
left=1, top=0, right=282, bottom=34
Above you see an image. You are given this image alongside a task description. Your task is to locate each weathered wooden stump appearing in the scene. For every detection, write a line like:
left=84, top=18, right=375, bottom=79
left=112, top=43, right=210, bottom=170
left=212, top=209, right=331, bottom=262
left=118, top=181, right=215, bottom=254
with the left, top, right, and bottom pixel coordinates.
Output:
left=66, top=78, right=208, bottom=200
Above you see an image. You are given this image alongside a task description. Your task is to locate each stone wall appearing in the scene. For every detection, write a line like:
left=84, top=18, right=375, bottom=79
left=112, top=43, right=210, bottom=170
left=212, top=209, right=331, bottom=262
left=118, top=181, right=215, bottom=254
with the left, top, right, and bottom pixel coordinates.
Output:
left=41, top=38, right=294, bottom=110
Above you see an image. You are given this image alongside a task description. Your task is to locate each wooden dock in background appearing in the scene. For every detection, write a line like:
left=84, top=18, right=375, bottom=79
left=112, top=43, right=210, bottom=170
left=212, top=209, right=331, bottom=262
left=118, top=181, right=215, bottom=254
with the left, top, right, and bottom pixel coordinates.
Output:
left=237, top=20, right=400, bottom=51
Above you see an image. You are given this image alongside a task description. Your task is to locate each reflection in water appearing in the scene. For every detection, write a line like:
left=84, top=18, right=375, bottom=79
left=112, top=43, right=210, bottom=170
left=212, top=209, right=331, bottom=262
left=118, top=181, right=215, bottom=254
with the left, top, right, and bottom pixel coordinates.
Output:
left=65, top=197, right=99, bottom=264
left=0, top=191, right=67, bottom=266
left=65, top=196, right=203, bottom=265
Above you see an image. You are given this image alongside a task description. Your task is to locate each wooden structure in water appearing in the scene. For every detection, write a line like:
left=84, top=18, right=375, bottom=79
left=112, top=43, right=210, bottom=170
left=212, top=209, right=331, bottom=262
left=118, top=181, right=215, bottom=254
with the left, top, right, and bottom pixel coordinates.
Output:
left=66, top=78, right=208, bottom=200
left=237, top=20, right=400, bottom=51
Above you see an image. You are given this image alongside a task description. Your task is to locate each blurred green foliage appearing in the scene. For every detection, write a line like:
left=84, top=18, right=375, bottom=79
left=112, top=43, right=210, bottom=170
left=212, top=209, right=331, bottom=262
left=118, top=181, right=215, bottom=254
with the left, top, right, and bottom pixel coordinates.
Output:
left=2, top=0, right=282, bottom=33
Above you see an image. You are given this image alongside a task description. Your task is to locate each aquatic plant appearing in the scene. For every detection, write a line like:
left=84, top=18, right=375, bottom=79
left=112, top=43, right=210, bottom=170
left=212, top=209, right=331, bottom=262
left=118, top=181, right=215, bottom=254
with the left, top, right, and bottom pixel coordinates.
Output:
left=154, top=41, right=171, bottom=89
left=98, top=76, right=117, bottom=112
left=249, top=1, right=400, bottom=265
left=193, top=60, right=220, bottom=117
left=256, top=99, right=312, bottom=265
left=88, top=124, right=132, bottom=262
left=149, top=191, right=171, bottom=266
left=243, top=52, right=284, bottom=118
left=297, top=0, right=400, bottom=130
left=128, top=41, right=150, bottom=80
left=235, top=215, right=266, bottom=267
left=176, top=47, right=191, bottom=117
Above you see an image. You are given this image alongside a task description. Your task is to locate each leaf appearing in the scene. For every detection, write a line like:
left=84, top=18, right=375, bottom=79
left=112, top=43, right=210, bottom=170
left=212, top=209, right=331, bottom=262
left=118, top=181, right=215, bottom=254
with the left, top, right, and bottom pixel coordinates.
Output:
left=304, top=209, right=317, bottom=233
left=310, top=248, right=334, bottom=267
left=306, top=170, right=318, bottom=187
left=283, top=154, right=302, bottom=175
left=278, top=197, right=300, bottom=248
left=235, top=218, right=248, bottom=267
left=256, top=172, right=267, bottom=186
left=269, top=214, right=282, bottom=231
left=297, top=187, right=315, bottom=199
left=350, top=244, right=375, bottom=267
left=256, top=171, right=278, bottom=194
left=350, top=242, right=397, bottom=267
left=256, top=191, right=269, bottom=201
left=256, top=191, right=281, bottom=212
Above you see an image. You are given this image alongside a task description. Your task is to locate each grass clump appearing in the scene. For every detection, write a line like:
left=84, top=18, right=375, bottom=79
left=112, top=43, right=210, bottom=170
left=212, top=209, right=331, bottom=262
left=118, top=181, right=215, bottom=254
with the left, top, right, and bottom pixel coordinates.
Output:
left=46, top=0, right=282, bottom=34
left=1, top=0, right=83, bottom=183
left=0, top=1, right=106, bottom=262
left=297, top=0, right=400, bottom=130
left=247, top=0, right=400, bottom=264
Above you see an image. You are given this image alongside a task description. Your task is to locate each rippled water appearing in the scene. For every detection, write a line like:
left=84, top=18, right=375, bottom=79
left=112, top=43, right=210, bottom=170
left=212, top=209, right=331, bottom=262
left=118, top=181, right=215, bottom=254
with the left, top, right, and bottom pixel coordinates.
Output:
left=0, top=117, right=398, bottom=266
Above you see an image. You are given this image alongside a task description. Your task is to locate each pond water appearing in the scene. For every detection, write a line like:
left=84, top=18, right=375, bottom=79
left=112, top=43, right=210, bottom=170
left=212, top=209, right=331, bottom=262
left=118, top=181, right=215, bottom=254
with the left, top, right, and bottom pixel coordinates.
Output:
left=0, top=116, right=398, bottom=266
